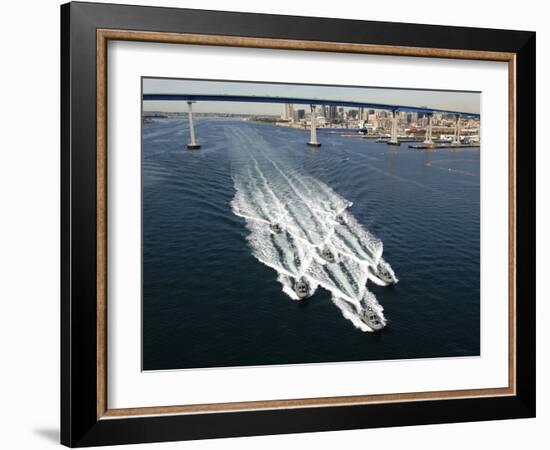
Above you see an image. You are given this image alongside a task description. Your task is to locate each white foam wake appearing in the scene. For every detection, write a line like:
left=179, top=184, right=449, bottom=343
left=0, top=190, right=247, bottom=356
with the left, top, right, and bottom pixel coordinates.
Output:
left=227, top=126, right=397, bottom=331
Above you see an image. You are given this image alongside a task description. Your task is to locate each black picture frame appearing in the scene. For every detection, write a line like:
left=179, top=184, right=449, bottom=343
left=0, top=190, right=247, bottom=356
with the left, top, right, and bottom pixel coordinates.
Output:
left=61, top=1, right=535, bottom=447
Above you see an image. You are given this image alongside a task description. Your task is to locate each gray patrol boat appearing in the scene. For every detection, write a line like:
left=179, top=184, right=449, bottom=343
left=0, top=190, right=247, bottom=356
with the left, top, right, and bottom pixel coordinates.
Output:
left=359, top=301, right=386, bottom=331
left=294, top=277, right=311, bottom=299
left=270, top=223, right=282, bottom=234
left=368, top=260, right=397, bottom=285
left=335, top=214, right=346, bottom=225
left=320, top=247, right=336, bottom=263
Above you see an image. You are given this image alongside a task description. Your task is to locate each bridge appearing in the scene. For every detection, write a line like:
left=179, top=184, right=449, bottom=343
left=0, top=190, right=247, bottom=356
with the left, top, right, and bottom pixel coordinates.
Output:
left=143, top=93, right=479, bottom=150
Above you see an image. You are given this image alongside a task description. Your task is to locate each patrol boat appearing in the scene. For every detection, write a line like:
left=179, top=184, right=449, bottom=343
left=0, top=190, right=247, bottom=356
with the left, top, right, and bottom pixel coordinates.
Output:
left=320, top=247, right=336, bottom=263
left=294, top=277, right=311, bottom=299
left=368, top=259, right=396, bottom=285
left=375, top=260, right=395, bottom=284
left=270, top=223, right=282, bottom=234
left=360, top=305, right=386, bottom=331
left=335, top=214, right=346, bottom=225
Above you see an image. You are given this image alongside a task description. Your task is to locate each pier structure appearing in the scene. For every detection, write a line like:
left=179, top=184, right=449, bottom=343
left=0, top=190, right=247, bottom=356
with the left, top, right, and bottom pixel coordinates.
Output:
left=387, top=109, right=400, bottom=145
left=143, top=93, right=479, bottom=150
left=453, top=114, right=461, bottom=145
left=307, top=105, right=321, bottom=147
left=186, top=101, right=200, bottom=149
left=424, top=112, right=434, bottom=145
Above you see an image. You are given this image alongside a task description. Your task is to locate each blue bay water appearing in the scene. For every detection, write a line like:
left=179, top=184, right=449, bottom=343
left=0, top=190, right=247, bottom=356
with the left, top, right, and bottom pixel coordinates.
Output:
left=142, top=117, right=480, bottom=370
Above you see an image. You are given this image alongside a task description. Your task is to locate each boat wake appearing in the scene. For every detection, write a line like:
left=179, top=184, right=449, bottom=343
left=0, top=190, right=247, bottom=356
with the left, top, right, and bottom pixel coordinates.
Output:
left=227, top=127, right=397, bottom=331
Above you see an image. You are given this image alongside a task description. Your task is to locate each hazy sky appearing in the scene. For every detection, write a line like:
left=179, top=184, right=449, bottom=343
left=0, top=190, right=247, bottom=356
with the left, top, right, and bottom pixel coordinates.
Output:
left=143, top=78, right=480, bottom=115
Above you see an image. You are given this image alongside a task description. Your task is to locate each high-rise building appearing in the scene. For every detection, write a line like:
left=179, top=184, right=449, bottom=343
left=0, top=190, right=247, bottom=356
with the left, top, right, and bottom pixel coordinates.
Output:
left=295, top=109, right=305, bottom=120
left=281, top=104, right=295, bottom=121
left=287, top=104, right=295, bottom=121
left=418, top=113, right=428, bottom=127
left=328, top=105, right=337, bottom=123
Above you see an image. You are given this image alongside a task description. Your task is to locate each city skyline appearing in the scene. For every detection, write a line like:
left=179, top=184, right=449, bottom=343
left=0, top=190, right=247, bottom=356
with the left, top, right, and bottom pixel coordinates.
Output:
left=143, top=78, right=480, bottom=116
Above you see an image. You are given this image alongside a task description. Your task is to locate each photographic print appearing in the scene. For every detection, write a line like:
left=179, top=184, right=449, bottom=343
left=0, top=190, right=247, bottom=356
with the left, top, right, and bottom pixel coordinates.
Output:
left=61, top=6, right=535, bottom=444
left=141, top=78, right=481, bottom=371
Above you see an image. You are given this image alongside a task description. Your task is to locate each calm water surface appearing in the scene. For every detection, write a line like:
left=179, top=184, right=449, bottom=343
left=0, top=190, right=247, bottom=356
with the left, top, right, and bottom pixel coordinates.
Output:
left=142, top=117, right=480, bottom=370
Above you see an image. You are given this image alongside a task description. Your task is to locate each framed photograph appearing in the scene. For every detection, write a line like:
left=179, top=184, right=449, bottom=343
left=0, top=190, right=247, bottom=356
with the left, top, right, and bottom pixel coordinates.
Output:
left=61, top=1, right=535, bottom=447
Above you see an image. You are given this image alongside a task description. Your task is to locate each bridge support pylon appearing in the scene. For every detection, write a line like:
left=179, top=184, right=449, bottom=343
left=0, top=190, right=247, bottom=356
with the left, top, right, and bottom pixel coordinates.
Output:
left=387, top=109, right=400, bottom=145
left=452, top=114, right=461, bottom=146
left=307, top=104, right=321, bottom=147
left=424, top=113, right=434, bottom=146
left=186, top=101, right=201, bottom=149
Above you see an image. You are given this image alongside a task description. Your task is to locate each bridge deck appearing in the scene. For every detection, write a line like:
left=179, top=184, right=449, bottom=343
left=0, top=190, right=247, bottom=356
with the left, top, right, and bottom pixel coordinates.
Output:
left=142, top=94, right=479, bottom=117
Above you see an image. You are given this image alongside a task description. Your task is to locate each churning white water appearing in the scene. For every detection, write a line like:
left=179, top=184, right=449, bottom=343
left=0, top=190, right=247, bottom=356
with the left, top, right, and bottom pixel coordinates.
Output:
left=227, top=127, right=397, bottom=331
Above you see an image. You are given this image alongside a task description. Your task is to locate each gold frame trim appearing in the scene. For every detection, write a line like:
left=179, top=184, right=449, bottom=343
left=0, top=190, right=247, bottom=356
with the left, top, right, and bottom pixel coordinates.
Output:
left=96, top=29, right=517, bottom=420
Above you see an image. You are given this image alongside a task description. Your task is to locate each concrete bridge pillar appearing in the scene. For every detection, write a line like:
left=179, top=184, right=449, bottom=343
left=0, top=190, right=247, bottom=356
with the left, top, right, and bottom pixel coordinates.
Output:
left=186, top=101, right=201, bottom=149
left=307, top=104, right=321, bottom=147
left=424, top=113, right=434, bottom=145
left=388, top=109, right=399, bottom=145
left=453, top=114, right=461, bottom=145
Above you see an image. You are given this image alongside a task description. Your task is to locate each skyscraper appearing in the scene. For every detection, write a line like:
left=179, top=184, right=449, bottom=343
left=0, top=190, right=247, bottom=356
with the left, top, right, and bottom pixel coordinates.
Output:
left=281, top=104, right=295, bottom=121
left=328, top=105, right=337, bottom=123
